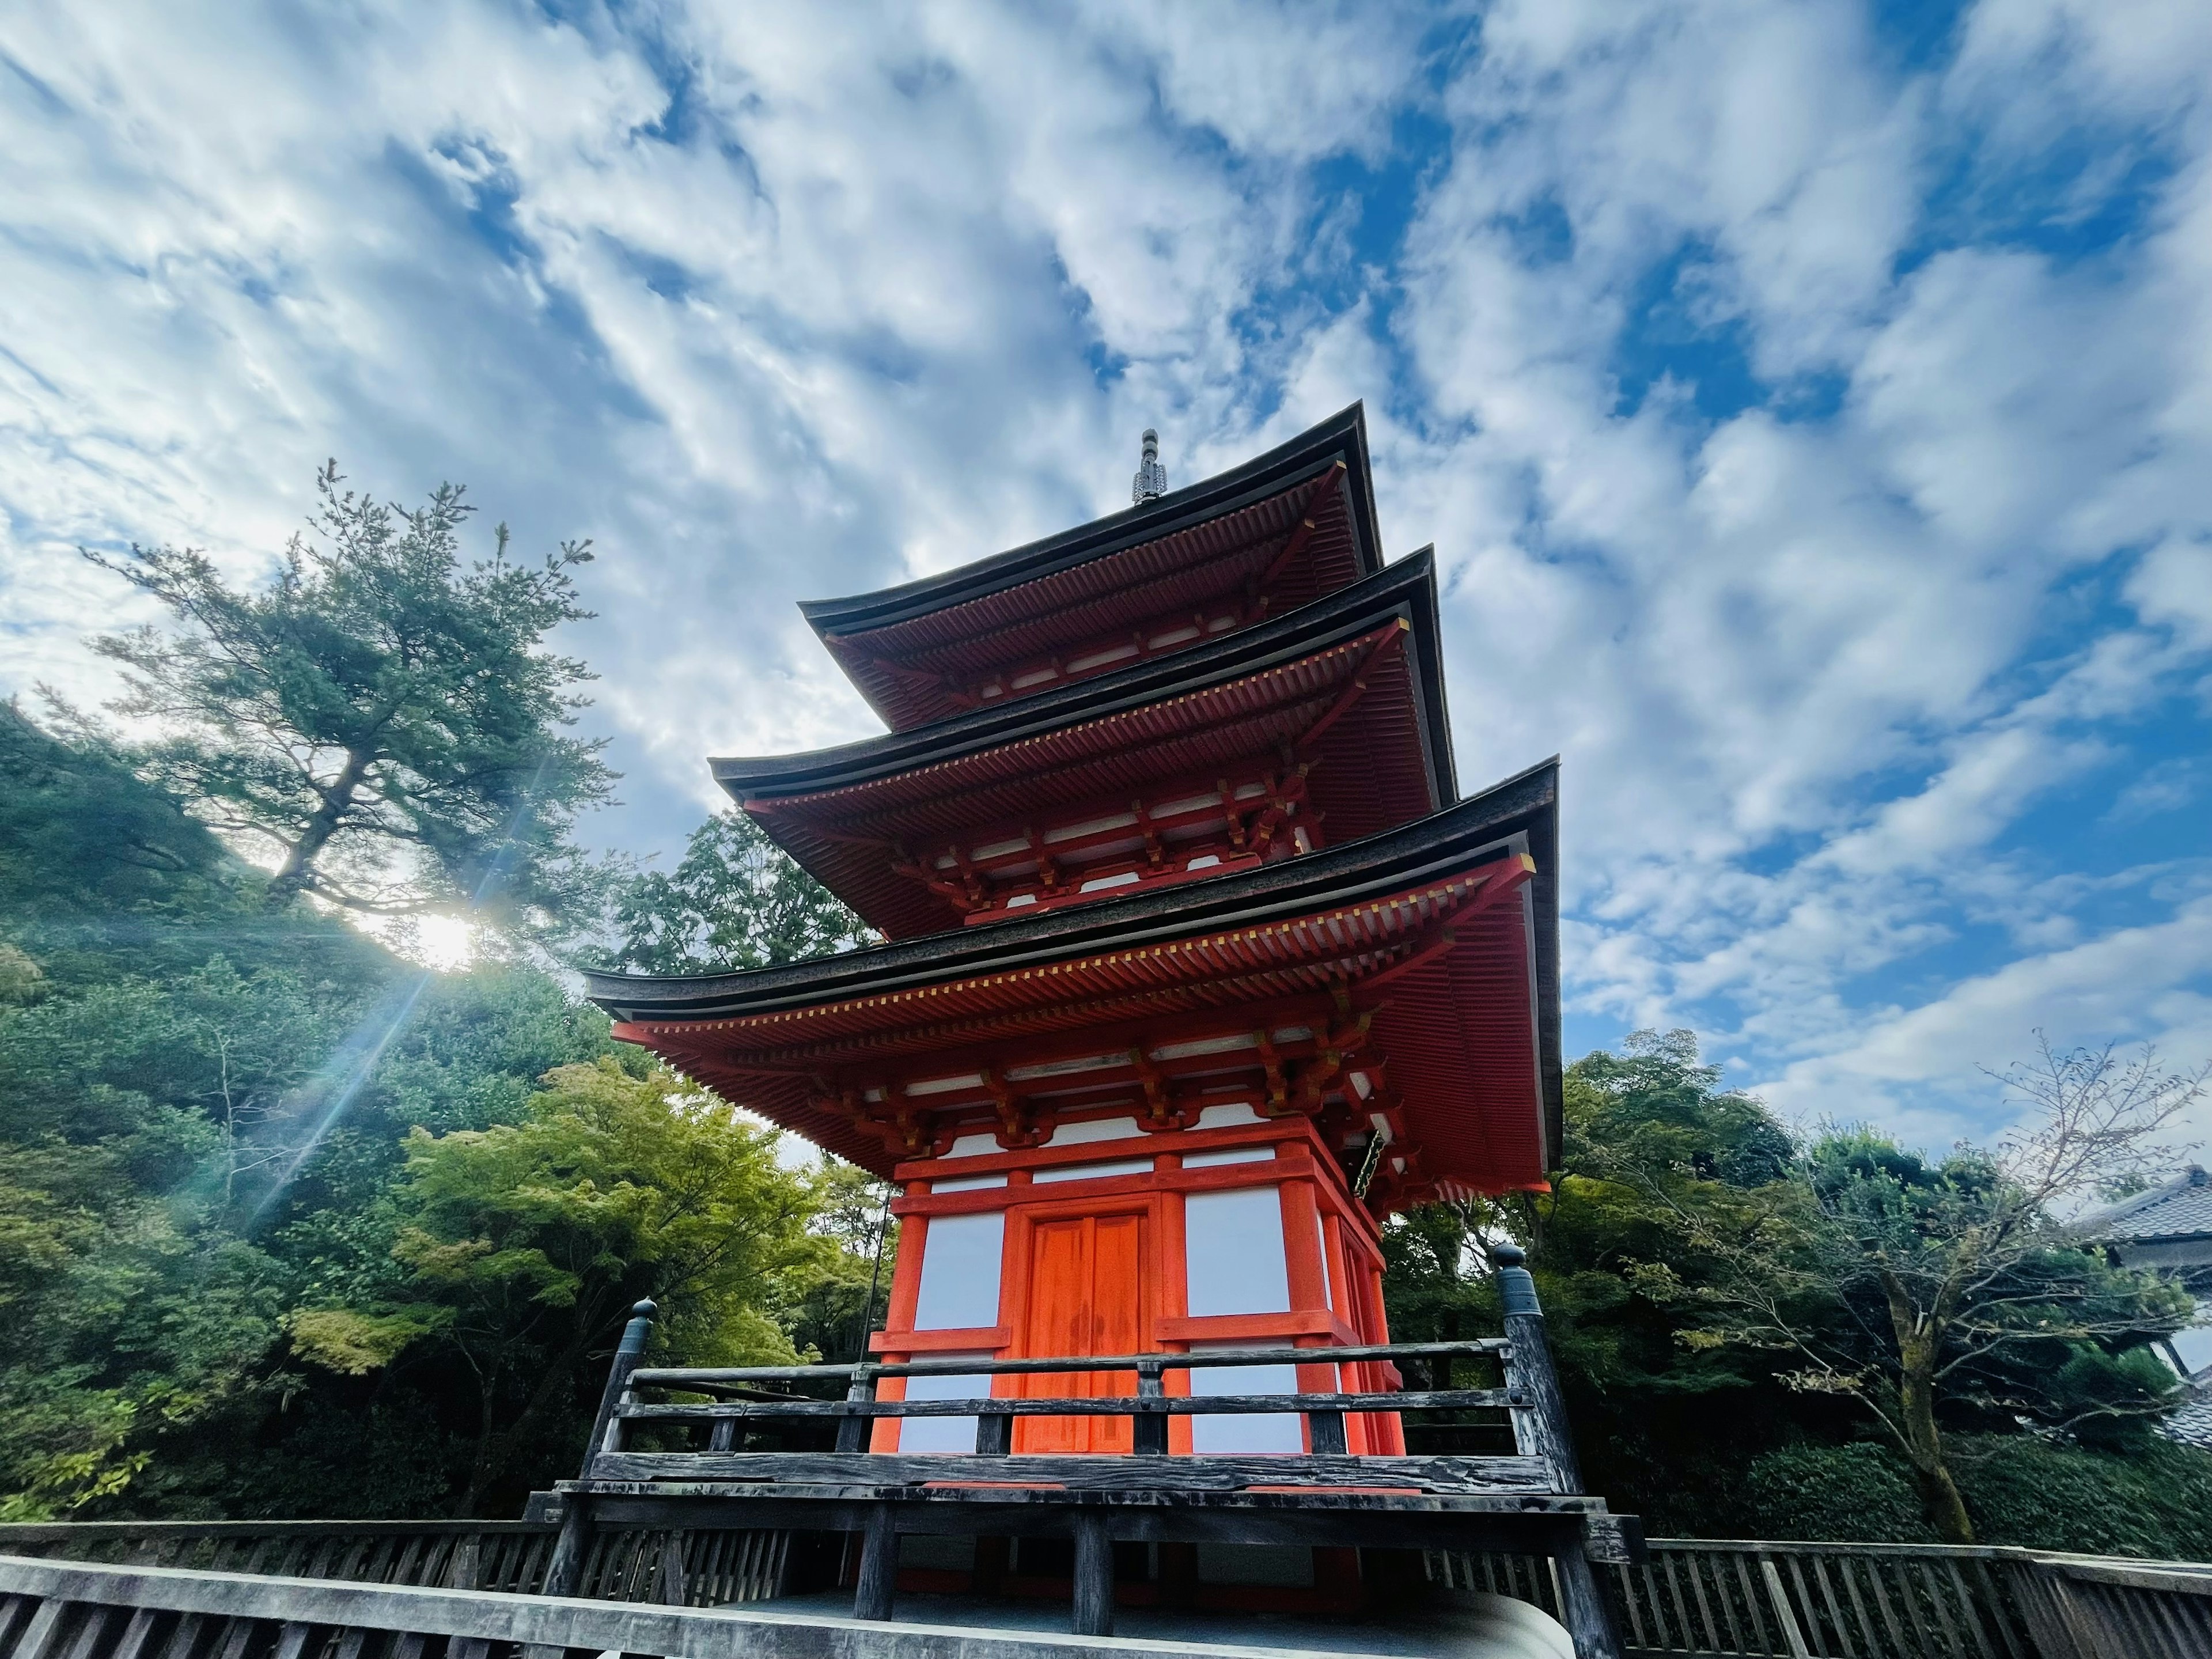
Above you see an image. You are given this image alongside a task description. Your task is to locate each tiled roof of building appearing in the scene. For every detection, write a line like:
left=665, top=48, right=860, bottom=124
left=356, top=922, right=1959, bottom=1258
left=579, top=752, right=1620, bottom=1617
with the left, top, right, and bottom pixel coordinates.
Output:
left=2161, top=1385, right=2212, bottom=1451
left=2085, top=1167, right=2212, bottom=1243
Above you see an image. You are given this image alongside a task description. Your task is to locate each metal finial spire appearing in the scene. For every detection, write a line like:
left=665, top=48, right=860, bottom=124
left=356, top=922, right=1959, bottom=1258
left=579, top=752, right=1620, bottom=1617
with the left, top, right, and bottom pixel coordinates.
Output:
left=1132, top=429, right=1166, bottom=505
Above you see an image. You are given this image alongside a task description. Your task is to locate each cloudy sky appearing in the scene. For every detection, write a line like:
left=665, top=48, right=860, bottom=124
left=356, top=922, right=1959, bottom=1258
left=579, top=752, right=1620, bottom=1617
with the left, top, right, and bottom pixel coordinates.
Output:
left=4, top=0, right=2209, bottom=1149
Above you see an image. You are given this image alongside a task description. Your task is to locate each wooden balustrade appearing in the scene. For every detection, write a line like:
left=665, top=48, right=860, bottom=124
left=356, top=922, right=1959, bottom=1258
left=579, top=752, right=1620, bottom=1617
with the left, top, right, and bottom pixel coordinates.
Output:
left=1432, top=1537, right=2212, bottom=1659
left=0, top=1522, right=787, bottom=1610
left=5, top=1524, right=2206, bottom=1657
left=0, top=1552, right=1124, bottom=1659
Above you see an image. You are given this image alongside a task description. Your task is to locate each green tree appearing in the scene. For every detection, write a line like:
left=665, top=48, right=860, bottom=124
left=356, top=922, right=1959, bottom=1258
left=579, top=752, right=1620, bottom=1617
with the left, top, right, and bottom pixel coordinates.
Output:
left=80, top=463, right=615, bottom=937
left=1630, top=1039, right=2202, bottom=1542
left=774, top=1156, right=896, bottom=1363
left=603, top=811, right=870, bottom=975
left=1384, top=1032, right=1815, bottom=1512
left=292, top=1058, right=823, bottom=1513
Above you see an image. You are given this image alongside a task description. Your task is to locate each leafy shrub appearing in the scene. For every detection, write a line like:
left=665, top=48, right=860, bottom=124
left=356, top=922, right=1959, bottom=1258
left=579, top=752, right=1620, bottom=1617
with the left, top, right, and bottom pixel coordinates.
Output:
left=1714, top=1436, right=2212, bottom=1560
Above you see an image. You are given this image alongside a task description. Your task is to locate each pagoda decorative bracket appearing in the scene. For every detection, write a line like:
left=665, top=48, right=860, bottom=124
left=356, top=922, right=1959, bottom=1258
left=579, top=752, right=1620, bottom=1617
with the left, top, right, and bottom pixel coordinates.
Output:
left=981, top=1067, right=1041, bottom=1150
left=1295, top=621, right=1407, bottom=761
left=1129, top=1047, right=1188, bottom=1130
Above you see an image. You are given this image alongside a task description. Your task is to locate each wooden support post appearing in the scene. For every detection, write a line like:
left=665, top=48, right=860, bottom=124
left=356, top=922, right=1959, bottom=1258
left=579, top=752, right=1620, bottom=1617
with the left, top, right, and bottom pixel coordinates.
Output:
left=974, top=1410, right=1012, bottom=1455
left=582, top=1300, right=658, bottom=1474
left=109, top=1608, right=161, bottom=1659
left=540, top=1498, right=593, bottom=1600
left=1495, top=1246, right=1621, bottom=1659
left=1307, top=1408, right=1348, bottom=1455
left=852, top=1505, right=897, bottom=1622
left=1071, top=1509, right=1115, bottom=1637
left=707, top=1415, right=737, bottom=1452
left=440, top=1538, right=480, bottom=1591
left=548, top=1299, right=655, bottom=1598
left=835, top=1370, right=876, bottom=1454
left=1552, top=1541, right=1624, bottom=1659
left=654, top=1533, right=690, bottom=1607
left=1133, top=1359, right=1168, bottom=1456
left=1494, top=1245, right=1584, bottom=1493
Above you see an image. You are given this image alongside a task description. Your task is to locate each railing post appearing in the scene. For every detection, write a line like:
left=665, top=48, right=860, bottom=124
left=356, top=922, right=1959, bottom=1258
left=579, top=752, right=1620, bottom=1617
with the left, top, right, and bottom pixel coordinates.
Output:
left=1495, top=1245, right=1622, bottom=1659
left=1494, top=1245, right=1583, bottom=1493
left=1071, top=1508, right=1115, bottom=1637
left=582, top=1300, right=658, bottom=1471
left=1133, top=1359, right=1168, bottom=1456
left=835, top=1367, right=876, bottom=1454
left=545, top=1298, right=656, bottom=1597
left=853, top=1504, right=897, bottom=1621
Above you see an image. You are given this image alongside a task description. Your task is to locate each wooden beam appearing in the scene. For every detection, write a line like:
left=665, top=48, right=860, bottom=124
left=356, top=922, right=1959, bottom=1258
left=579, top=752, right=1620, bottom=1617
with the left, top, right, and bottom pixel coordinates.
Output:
left=587, top=1450, right=1560, bottom=1495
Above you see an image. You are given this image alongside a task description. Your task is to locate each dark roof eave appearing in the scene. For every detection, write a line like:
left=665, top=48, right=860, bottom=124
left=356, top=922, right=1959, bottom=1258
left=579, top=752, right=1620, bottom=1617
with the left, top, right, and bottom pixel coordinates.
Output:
left=585, top=756, right=1562, bottom=1147
left=714, top=548, right=1455, bottom=805
left=797, top=404, right=1380, bottom=640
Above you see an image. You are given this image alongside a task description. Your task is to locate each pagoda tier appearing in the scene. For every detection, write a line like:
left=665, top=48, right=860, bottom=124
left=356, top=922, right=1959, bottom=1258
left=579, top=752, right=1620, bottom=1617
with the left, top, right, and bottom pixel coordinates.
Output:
left=799, top=406, right=1381, bottom=731
left=717, top=552, right=1455, bottom=939
left=582, top=758, right=1560, bottom=1209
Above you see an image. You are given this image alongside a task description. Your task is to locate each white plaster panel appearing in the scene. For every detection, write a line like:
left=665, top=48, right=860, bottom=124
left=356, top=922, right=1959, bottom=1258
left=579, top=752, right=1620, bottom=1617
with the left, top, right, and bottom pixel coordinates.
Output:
left=1183, top=1187, right=1290, bottom=1317
left=911, top=1211, right=1005, bottom=1330
left=1188, top=1340, right=1301, bottom=1454
left=1033, top=1157, right=1154, bottom=1184
left=1183, top=1146, right=1274, bottom=1169
left=1044, top=1115, right=1144, bottom=1146
left=895, top=1351, right=991, bottom=1453
left=1194, top=1101, right=1262, bottom=1129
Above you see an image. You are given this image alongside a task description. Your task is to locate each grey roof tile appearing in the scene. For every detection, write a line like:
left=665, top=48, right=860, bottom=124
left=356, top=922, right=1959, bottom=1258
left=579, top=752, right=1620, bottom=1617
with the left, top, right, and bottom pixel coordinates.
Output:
left=2085, top=1168, right=2212, bottom=1243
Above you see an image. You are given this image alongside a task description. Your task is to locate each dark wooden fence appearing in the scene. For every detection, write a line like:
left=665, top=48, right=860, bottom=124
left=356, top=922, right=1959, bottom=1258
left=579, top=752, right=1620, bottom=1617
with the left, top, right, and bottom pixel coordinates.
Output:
left=1430, top=1537, right=2212, bottom=1659
left=0, top=1522, right=786, bottom=1609
left=8, top=1524, right=2207, bottom=1657
left=0, top=1553, right=1142, bottom=1659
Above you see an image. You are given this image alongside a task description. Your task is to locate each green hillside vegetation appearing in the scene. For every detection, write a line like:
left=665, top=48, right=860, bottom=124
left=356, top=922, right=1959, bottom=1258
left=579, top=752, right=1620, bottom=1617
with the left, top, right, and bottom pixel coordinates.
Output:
left=0, top=702, right=885, bottom=1520
left=1384, top=1031, right=2210, bottom=1554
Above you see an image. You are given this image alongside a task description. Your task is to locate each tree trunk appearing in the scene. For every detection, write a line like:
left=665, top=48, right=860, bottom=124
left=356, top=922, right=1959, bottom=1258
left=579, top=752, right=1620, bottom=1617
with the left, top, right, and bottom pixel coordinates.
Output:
left=456, top=1359, right=505, bottom=1518
left=266, top=749, right=370, bottom=907
left=1887, top=1283, right=1975, bottom=1544
left=461, top=1316, right=608, bottom=1515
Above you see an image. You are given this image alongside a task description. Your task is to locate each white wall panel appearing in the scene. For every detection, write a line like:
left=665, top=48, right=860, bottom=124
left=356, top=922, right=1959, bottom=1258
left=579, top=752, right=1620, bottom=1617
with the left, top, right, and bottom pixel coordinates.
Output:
left=1183, top=1187, right=1290, bottom=1317
left=896, top=1352, right=991, bottom=1453
left=911, top=1210, right=1005, bottom=1330
left=1188, top=1341, right=1301, bottom=1453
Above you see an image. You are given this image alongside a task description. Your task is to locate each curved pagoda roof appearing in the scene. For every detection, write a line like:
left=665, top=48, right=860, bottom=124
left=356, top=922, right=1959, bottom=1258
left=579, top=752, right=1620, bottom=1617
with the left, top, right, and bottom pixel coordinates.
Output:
left=717, top=551, right=1457, bottom=939
left=584, top=759, right=1562, bottom=1204
left=801, top=404, right=1382, bottom=730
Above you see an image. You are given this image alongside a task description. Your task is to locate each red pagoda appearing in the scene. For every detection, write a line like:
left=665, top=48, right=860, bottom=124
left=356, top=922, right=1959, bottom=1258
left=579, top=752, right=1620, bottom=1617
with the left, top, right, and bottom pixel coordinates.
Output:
left=583, top=403, right=1563, bottom=1601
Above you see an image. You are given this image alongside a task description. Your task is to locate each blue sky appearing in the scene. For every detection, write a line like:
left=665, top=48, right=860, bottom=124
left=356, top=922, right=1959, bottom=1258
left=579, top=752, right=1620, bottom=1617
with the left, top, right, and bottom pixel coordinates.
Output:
left=3, top=0, right=2208, bottom=1152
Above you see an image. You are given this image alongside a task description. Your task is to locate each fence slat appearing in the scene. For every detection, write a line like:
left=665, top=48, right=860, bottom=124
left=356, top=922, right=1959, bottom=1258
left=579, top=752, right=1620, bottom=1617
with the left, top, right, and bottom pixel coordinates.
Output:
left=1808, top=1555, right=1854, bottom=1658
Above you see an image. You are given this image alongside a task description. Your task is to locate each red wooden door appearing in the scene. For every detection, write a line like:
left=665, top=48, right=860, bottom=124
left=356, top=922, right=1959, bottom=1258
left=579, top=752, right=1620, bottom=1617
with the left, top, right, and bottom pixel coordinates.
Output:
left=1016, top=1213, right=1143, bottom=1452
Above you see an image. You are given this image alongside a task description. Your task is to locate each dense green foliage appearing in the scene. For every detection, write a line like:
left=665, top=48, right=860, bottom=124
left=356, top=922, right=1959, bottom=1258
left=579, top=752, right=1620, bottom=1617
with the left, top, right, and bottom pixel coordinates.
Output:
left=1383, top=1030, right=2207, bottom=1555
left=1737, top=1437, right=2212, bottom=1558
left=78, top=465, right=615, bottom=935
left=604, top=810, right=874, bottom=975
left=0, top=703, right=878, bottom=1520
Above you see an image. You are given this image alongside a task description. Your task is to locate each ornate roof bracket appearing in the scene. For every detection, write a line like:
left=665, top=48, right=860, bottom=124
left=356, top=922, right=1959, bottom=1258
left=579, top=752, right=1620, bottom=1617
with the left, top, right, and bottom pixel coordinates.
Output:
left=1251, top=460, right=1348, bottom=599
left=1294, top=620, right=1408, bottom=760
left=981, top=1066, right=1041, bottom=1150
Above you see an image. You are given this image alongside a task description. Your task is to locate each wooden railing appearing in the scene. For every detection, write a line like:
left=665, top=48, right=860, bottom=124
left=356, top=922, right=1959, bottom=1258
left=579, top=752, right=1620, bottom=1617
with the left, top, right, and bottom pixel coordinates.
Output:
left=559, top=1270, right=1634, bottom=1652
left=613, top=1335, right=1529, bottom=1465
left=1431, top=1537, right=2212, bottom=1659
left=0, top=1552, right=1095, bottom=1659
left=0, top=1521, right=787, bottom=1609
left=6, top=1524, right=2206, bottom=1657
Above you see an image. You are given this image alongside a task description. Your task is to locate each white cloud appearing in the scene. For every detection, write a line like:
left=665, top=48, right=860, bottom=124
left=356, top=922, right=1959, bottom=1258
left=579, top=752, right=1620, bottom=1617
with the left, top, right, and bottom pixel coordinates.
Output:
left=2, top=0, right=2209, bottom=1152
